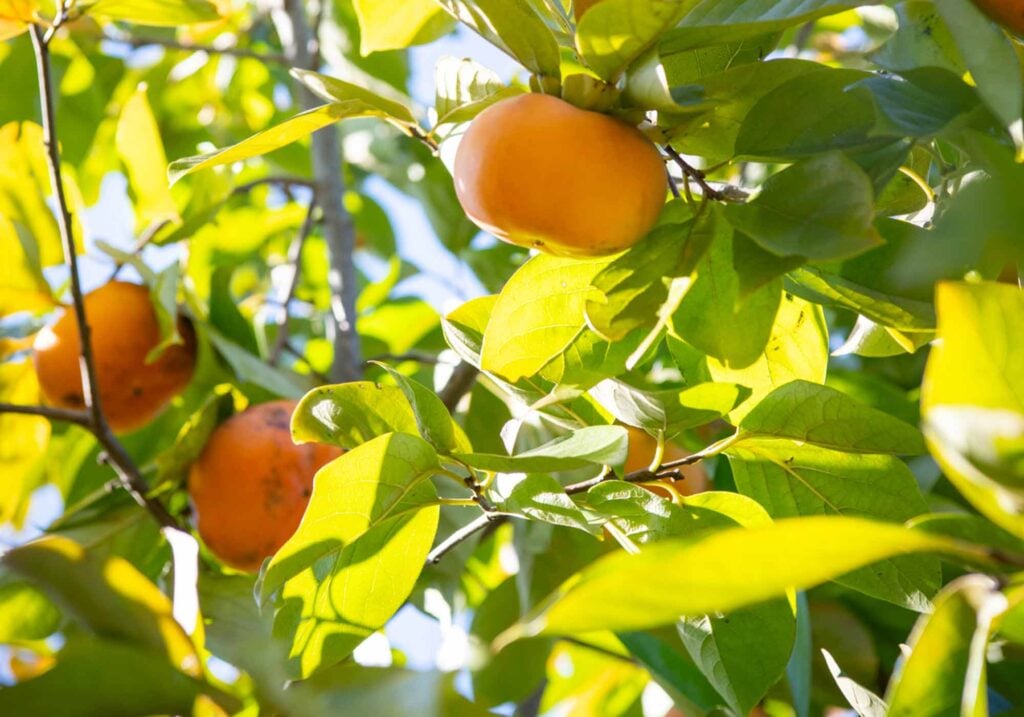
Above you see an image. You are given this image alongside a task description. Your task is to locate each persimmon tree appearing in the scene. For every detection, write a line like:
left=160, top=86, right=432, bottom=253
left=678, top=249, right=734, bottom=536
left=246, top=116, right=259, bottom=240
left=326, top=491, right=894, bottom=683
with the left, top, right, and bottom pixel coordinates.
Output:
left=1, top=0, right=1023, bottom=715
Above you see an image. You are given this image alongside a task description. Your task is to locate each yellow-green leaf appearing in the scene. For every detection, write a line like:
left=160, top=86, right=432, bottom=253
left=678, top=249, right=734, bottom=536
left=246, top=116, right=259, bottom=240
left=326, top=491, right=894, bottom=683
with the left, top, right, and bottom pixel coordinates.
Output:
left=506, top=517, right=977, bottom=639
left=86, top=0, right=220, bottom=26
left=352, top=0, right=454, bottom=53
left=115, top=87, right=179, bottom=231
left=1, top=535, right=200, bottom=675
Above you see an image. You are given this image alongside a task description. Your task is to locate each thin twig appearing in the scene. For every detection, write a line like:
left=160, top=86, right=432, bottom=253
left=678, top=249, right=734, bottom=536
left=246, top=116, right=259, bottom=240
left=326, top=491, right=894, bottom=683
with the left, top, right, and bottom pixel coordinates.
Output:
left=666, top=169, right=681, bottom=200
left=439, top=362, right=480, bottom=412
left=269, top=199, right=318, bottom=365
left=364, top=351, right=441, bottom=366
left=106, top=218, right=173, bottom=283
left=0, top=403, right=90, bottom=425
left=276, top=0, right=362, bottom=383
left=28, top=23, right=181, bottom=532
left=663, top=144, right=726, bottom=201
left=99, top=31, right=290, bottom=65
left=233, top=176, right=317, bottom=195
left=426, top=513, right=499, bottom=564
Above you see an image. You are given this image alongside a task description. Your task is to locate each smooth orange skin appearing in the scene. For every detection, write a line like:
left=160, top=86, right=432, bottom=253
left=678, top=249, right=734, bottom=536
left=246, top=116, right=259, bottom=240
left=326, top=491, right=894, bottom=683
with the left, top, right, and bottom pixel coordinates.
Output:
left=33, top=281, right=196, bottom=433
left=971, top=0, right=1024, bottom=34
left=624, top=427, right=708, bottom=497
left=453, top=94, right=667, bottom=258
left=187, top=401, right=343, bottom=572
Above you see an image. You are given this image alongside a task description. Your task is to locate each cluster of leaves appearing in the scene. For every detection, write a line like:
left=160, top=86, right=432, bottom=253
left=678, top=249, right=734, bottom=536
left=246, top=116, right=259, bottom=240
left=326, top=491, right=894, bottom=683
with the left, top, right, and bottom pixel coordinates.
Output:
left=2, top=0, right=1024, bottom=715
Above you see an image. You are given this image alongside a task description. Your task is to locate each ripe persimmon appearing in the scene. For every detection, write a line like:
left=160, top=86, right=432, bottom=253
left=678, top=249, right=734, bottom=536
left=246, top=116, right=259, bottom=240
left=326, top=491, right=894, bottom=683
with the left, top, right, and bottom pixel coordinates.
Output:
left=971, top=0, right=1024, bottom=34
left=187, top=400, right=342, bottom=572
left=453, top=94, right=666, bottom=258
left=624, top=427, right=708, bottom=497
left=33, top=281, right=196, bottom=433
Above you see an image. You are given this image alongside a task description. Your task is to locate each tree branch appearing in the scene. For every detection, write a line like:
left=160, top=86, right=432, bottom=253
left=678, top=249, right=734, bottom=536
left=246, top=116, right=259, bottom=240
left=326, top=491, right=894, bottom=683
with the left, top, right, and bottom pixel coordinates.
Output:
left=426, top=513, right=498, bottom=564
left=269, top=198, right=317, bottom=366
left=232, top=175, right=317, bottom=195
left=0, top=403, right=90, bottom=425
left=99, top=31, right=290, bottom=65
left=664, top=145, right=749, bottom=202
left=274, top=0, right=362, bottom=383
left=439, top=362, right=479, bottom=412
left=28, top=23, right=180, bottom=533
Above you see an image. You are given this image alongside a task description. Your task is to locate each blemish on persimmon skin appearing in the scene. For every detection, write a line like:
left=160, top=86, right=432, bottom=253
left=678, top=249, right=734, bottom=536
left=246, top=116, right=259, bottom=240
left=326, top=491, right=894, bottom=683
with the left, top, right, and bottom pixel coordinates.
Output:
left=187, top=400, right=343, bottom=573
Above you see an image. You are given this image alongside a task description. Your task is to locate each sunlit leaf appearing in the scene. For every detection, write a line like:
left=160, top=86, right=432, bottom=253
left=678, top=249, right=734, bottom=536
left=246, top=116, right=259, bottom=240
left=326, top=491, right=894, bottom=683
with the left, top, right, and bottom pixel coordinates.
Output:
left=456, top=425, right=628, bottom=473
left=115, top=87, right=179, bottom=231
left=290, top=381, right=421, bottom=450
left=727, top=438, right=939, bottom=610
left=352, top=0, right=454, bottom=53
left=886, top=575, right=1008, bottom=717
left=265, top=433, right=440, bottom=677
left=739, top=380, right=926, bottom=455
left=508, top=517, right=976, bottom=638
left=1, top=536, right=199, bottom=674
left=86, top=0, right=221, bottom=25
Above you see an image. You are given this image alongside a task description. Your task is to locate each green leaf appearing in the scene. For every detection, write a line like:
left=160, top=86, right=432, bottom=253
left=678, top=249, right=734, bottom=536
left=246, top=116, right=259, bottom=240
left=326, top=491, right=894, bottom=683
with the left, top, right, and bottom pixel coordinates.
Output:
left=264, top=433, right=441, bottom=677
left=481, top=254, right=610, bottom=382
left=662, top=0, right=868, bottom=53
left=290, top=69, right=418, bottom=124
left=870, top=1, right=964, bottom=75
left=678, top=600, right=796, bottom=716
left=727, top=439, right=939, bottom=610
left=0, top=536, right=199, bottom=673
left=576, top=0, right=690, bottom=82
left=849, top=68, right=984, bottom=139
left=667, top=59, right=822, bottom=161
left=374, top=364, right=471, bottom=454
left=456, top=425, right=628, bottom=473
left=589, top=379, right=747, bottom=437
left=115, top=86, right=178, bottom=231
left=153, top=386, right=236, bottom=488
left=933, top=0, right=1024, bottom=151
left=735, top=66, right=885, bottom=159
left=723, top=152, right=883, bottom=261
left=788, top=265, right=936, bottom=331
left=491, top=473, right=597, bottom=533
left=617, top=631, right=722, bottom=712
left=0, top=639, right=234, bottom=717
left=910, top=513, right=1024, bottom=557
left=169, top=102, right=401, bottom=184
left=886, top=575, right=1008, bottom=717
left=432, top=0, right=561, bottom=77
left=207, top=328, right=313, bottom=399
left=739, top=380, right=927, bottom=455
left=922, top=281, right=1024, bottom=538
left=705, top=292, right=829, bottom=423
left=672, top=217, right=783, bottom=367
left=0, top=578, right=60, bottom=643
left=589, top=484, right=773, bottom=543
left=85, top=0, right=220, bottom=25
left=506, top=516, right=975, bottom=638
left=291, top=381, right=422, bottom=450
left=822, top=649, right=888, bottom=717
left=585, top=211, right=711, bottom=341
left=352, top=0, right=454, bottom=53
left=433, top=56, right=521, bottom=130
left=538, top=326, right=646, bottom=391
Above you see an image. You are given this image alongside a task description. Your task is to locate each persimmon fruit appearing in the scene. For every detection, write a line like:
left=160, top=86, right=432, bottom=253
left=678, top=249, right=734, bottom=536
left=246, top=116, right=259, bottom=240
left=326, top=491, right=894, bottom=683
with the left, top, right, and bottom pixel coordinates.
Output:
left=624, top=427, right=709, bottom=497
left=453, top=94, right=667, bottom=258
left=971, top=0, right=1024, bottom=35
left=33, top=280, right=196, bottom=433
left=187, top=400, right=342, bottom=572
